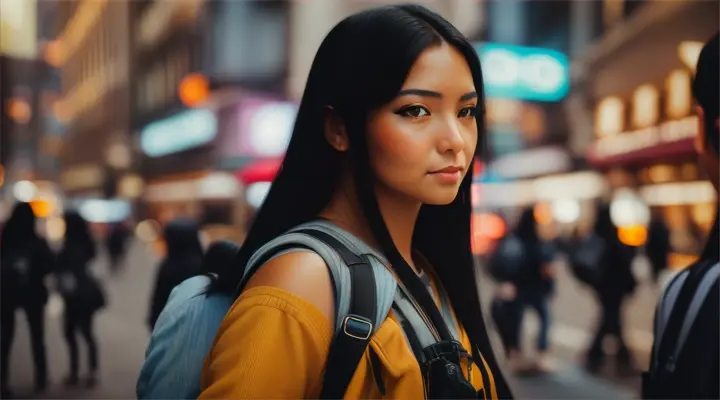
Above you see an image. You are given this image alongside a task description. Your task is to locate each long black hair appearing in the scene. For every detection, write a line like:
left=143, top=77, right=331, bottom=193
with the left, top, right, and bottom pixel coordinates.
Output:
left=60, top=210, right=97, bottom=270
left=1, top=202, right=38, bottom=250
left=215, top=4, right=511, bottom=397
left=515, top=207, right=539, bottom=244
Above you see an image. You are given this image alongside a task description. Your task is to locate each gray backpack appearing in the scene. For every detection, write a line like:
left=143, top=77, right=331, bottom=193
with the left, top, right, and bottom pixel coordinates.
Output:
left=238, top=220, right=480, bottom=398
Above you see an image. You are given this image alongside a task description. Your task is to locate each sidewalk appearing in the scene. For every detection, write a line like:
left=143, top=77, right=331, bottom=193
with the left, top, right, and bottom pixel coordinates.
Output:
left=511, top=366, right=637, bottom=400
left=4, top=241, right=155, bottom=399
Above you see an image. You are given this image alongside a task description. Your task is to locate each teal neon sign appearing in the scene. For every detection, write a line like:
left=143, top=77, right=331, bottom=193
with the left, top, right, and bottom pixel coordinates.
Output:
left=475, top=42, right=570, bottom=102
left=141, top=109, right=218, bottom=157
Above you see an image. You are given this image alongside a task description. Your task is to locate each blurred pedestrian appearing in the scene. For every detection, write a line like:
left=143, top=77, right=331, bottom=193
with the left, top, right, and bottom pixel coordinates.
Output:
left=644, top=33, right=719, bottom=400
left=106, top=220, right=131, bottom=275
left=645, top=211, right=670, bottom=284
left=56, top=210, right=105, bottom=387
left=486, top=222, right=525, bottom=370
left=0, top=202, right=55, bottom=397
left=146, top=219, right=203, bottom=330
left=512, top=207, right=558, bottom=373
left=137, top=240, right=239, bottom=399
left=584, top=204, right=636, bottom=373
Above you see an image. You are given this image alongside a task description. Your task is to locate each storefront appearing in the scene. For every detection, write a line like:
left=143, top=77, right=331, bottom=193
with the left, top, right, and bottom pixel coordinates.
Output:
left=215, top=93, right=297, bottom=211
left=584, top=5, right=718, bottom=258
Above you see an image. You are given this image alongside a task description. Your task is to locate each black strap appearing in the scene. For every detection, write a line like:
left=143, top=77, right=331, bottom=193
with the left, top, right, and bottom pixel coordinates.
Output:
left=294, top=229, right=380, bottom=399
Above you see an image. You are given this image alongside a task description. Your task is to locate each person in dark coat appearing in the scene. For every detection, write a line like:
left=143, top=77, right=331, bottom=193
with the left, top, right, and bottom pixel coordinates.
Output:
left=57, top=210, right=105, bottom=387
left=512, top=207, right=558, bottom=372
left=147, top=219, right=204, bottom=330
left=0, top=202, right=54, bottom=397
left=585, top=204, right=636, bottom=372
left=646, top=211, right=670, bottom=284
left=106, top=221, right=131, bottom=275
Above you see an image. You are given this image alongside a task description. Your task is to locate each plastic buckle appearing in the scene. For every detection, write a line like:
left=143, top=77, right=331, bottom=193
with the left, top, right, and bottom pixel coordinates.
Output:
left=343, top=315, right=373, bottom=340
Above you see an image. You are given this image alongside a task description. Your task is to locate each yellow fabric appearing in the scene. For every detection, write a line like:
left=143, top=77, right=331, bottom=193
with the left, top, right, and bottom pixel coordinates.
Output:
left=200, top=285, right=498, bottom=399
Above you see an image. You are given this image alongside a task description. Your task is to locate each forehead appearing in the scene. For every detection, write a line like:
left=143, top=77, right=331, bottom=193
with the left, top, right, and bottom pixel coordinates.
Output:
left=402, top=43, right=475, bottom=91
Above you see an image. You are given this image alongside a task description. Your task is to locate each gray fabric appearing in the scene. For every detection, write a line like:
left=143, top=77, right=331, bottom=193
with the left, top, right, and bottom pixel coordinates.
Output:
left=393, top=290, right=438, bottom=348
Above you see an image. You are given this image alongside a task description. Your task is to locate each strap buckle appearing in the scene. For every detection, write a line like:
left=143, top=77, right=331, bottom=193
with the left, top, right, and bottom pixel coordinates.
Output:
left=343, top=315, right=373, bottom=340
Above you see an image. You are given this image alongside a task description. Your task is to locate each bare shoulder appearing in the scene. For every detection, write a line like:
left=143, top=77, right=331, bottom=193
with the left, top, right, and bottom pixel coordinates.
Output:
left=244, top=250, right=336, bottom=322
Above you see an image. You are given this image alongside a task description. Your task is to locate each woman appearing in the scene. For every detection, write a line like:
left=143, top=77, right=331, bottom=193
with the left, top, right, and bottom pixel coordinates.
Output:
left=57, top=211, right=105, bottom=387
left=137, top=240, right=239, bottom=399
left=0, top=202, right=54, bottom=397
left=146, top=219, right=204, bottom=330
left=586, top=205, right=636, bottom=373
left=200, top=5, right=510, bottom=399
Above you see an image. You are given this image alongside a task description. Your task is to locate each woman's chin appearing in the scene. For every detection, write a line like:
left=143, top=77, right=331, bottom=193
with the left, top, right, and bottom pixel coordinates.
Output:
left=422, top=192, right=461, bottom=206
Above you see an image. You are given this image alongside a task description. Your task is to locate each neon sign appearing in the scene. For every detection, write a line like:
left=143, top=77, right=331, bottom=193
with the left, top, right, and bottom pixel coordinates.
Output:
left=474, top=42, right=569, bottom=102
left=141, top=109, right=218, bottom=157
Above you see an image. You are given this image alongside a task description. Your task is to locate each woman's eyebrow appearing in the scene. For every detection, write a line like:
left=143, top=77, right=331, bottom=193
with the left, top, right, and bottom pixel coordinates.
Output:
left=396, top=89, right=478, bottom=102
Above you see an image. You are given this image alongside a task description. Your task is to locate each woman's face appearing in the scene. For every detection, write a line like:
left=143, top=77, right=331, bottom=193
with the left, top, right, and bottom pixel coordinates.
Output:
left=367, top=42, right=479, bottom=206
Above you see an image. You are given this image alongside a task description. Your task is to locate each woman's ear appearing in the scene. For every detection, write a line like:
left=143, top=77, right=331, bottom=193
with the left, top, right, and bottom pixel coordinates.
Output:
left=695, top=105, right=708, bottom=155
left=323, top=107, right=349, bottom=152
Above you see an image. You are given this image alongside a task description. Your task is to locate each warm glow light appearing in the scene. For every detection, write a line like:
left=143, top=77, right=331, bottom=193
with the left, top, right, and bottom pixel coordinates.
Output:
left=7, top=98, right=31, bottom=124
left=618, top=225, right=647, bottom=247
left=44, top=40, right=63, bottom=67
left=647, top=165, right=676, bottom=183
left=678, top=41, right=704, bottom=71
left=29, top=199, right=54, bottom=218
left=632, top=84, right=659, bottom=128
left=471, top=212, right=506, bottom=255
left=691, top=203, right=716, bottom=229
left=666, top=69, right=692, bottom=119
left=472, top=213, right=506, bottom=240
left=595, top=96, right=624, bottom=137
left=533, top=203, right=553, bottom=225
left=178, top=73, right=210, bottom=107
left=136, top=219, right=162, bottom=243
left=0, top=165, right=4, bottom=188
left=46, top=216, right=66, bottom=241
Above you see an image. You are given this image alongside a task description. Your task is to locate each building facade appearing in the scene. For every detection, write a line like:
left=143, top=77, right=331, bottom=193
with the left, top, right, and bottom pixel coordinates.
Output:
left=52, top=0, right=133, bottom=200
left=577, top=0, right=719, bottom=257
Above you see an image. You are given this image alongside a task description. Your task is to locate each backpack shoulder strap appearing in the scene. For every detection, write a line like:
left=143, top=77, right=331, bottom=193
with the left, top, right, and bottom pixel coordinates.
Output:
left=239, top=223, right=396, bottom=399
left=666, top=262, right=720, bottom=372
left=653, top=268, right=690, bottom=366
left=294, top=228, right=395, bottom=399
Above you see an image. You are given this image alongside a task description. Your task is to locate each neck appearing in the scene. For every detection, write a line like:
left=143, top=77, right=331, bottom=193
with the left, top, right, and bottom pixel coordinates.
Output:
left=319, top=171, right=421, bottom=270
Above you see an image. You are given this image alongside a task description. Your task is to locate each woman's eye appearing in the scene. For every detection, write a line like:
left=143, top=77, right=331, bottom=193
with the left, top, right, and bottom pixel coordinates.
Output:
left=458, top=106, right=479, bottom=119
left=397, top=105, right=430, bottom=118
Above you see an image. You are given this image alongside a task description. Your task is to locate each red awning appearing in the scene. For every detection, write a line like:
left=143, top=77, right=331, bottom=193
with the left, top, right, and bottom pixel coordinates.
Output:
left=236, top=157, right=283, bottom=185
left=586, top=137, right=695, bottom=169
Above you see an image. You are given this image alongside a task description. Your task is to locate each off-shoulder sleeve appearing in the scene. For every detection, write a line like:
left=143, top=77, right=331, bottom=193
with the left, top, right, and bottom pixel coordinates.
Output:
left=200, top=286, right=333, bottom=399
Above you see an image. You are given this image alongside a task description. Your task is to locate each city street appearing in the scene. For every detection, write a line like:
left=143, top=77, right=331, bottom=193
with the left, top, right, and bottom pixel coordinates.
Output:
left=4, top=239, right=659, bottom=399
left=4, top=240, right=154, bottom=399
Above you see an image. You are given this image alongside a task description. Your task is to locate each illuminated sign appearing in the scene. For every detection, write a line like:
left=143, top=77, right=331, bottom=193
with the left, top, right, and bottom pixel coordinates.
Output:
left=141, top=109, right=218, bottom=157
left=474, top=42, right=569, bottom=102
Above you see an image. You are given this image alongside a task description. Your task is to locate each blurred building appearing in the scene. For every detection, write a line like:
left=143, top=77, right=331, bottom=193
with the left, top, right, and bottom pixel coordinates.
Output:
left=470, top=0, right=584, bottom=247
left=51, top=0, right=134, bottom=203
left=0, top=57, right=49, bottom=183
left=286, top=0, right=486, bottom=101
left=576, top=0, right=719, bottom=256
left=132, top=0, right=292, bottom=238
left=0, top=0, right=50, bottom=189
